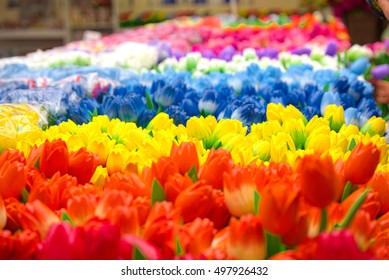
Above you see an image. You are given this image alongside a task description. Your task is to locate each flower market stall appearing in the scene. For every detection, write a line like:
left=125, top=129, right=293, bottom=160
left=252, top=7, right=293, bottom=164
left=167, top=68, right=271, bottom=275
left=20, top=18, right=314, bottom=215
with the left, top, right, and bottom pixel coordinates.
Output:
left=1, top=11, right=389, bottom=261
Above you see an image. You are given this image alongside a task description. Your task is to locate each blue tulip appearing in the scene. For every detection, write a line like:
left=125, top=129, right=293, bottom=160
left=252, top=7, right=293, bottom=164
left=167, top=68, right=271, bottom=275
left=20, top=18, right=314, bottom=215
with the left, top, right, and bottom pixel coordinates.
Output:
left=231, top=103, right=265, bottom=127
left=333, top=76, right=350, bottom=93
left=165, top=105, right=189, bottom=125
left=349, top=57, right=370, bottom=75
left=302, top=106, right=319, bottom=120
left=307, top=89, right=324, bottom=108
left=340, top=93, right=356, bottom=109
left=154, top=85, right=176, bottom=107
left=198, top=89, right=218, bottom=115
left=137, top=109, right=157, bottom=128
left=320, top=91, right=341, bottom=115
left=348, top=79, right=365, bottom=103
left=67, top=103, right=91, bottom=124
left=344, top=107, right=360, bottom=127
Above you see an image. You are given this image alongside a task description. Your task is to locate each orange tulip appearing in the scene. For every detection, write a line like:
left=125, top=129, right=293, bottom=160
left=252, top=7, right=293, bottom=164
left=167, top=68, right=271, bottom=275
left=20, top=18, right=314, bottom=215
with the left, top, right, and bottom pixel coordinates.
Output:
left=281, top=213, right=308, bottom=247
left=198, top=148, right=234, bottom=189
left=342, top=188, right=381, bottom=220
left=132, top=196, right=150, bottom=226
left=369, top=228, right=389, bottom=260
left=28, top=173, right=77, bottom=210
left=68, top=148, right=99, bottom=185
left=259, top=180, right=299, bottom=235
left=170, top=142, right=199, bottom=175
left=223, top=165, right=257, bottom=216
left=19, top=200, right=61, bottom=239
left=0, top=160, right=27, bottom=199
left=28, top=139, right=69, bottom=178
left=175, top=181, right=213, bottom=223
left=299, top=154, right=340, bottom=208
left=0, top=149, right=26, bottom=166
left=226, top=214, right=266, bottom=260
left=105, top=172, right=150, bottom=198
left=151, top=157, right=179, bottom=186
left=369, top=172, right=389, bottom=214
left=378, top=211, right=389, bottom=232
left=67, top=194, right=98, bottom=226
left=0, top=229, right=40, bottom=259
left=349, top=210, right=378, bottom=251
left=180, top=218, right=216, bottom=258
left=344, top=142, right=380, bottom=185
left=163, top=173, right=193, bottom=202
left=3, top=198, right=24, bottom=232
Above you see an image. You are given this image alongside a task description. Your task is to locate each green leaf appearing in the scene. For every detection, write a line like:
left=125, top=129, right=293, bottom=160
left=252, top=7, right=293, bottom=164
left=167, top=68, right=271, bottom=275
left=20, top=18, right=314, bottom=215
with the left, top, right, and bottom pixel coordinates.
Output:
left=347, top=138, right=357, bottom=152
left=21, top=188, right=29, bottom=204
left=151, top=179, right=166, bottom=205
left=33, top=157, right=41, bottom=169
left=323, top=82, right=330, bottom=92
left=254, top=190, right=260, bottom=215
left=61, top=211, right=74, bottom=226
left=175, top=236, right=185, bottom=256
left=265, top=231, right=282, bottom=259
left=134, top=247, right=147, bottom=260
left=145, top=91, right=155, bottom=110
left=319, top=208, right=328, bottom=233
left=187, top=165, right=198, bottom=182
left=341, top=181, right=353, bottom=202
left=339, top=188, right=370, bottom=229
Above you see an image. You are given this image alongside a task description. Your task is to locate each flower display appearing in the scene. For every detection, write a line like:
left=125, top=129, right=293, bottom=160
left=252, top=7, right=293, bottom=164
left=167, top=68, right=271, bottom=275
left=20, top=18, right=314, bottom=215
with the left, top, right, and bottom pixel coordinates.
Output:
left=1, top=12, right=389, bottom=261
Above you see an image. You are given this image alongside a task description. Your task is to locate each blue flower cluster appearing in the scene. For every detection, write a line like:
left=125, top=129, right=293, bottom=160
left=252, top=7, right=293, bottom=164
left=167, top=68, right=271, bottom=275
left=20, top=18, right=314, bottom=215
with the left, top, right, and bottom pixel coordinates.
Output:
left=0, top=62, right=380, bottom=128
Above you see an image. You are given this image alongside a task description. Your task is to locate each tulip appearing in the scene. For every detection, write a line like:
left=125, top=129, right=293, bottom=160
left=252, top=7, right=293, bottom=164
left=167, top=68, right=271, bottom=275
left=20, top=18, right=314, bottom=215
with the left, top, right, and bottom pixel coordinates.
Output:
left=344, top=142, right=380, bottom=185
left=0, top=160, right=27, bottom=199
left=344, top=107, right=360, bottom=127
left=28, top=139, right=69, bottom=178
left=19, top=200, right=61, bottom=239
left=282, top=118, right=307, bottom=149
left=259, top=180, right=299, bottom=235
left=349, top=210, right=378, bottom=251
left=320, top=91, right=342, bottom=116
left=67, top=194, right=97, bottom=226
left=207, top=189, right=230, bottom=229
left=342, top=188, right=381, bottom=220
left=163, top=173, right=192, bottom=202
left=324, top=105, right=345, bottom=132
left=175, top=181, right=213, bottom=223
left=90, top=166, right=109, bottom=187
left=198, top=148, right=234, bottom=189
left=226, top=214, right=266, bottom=260
left=223, top=165, right=257, bottom=216
left=105, top=172, right=150, bottom=198
left=299, top=154, right=340, bottom=208
left=369, top=173, right=389, bottom=214
left=0, top=229, right=40, bottom=260
left=170, top=142, right=199, bottom=175
left=68, top=148, right=99, bottom=185
left=87, top=137, right=114, bottom=166
left=36, top=220, right=133, bottom=260
left=3, top=198, right=24, bottom=232
left=349, top=57, right=370, bottom=76
left=371, top=64, right=389, bottom=79
left=360, top=116, right=387, bottom=137
left=281, top=213, right=308, bottom=247
left=198, top=89, right=218, bottom=115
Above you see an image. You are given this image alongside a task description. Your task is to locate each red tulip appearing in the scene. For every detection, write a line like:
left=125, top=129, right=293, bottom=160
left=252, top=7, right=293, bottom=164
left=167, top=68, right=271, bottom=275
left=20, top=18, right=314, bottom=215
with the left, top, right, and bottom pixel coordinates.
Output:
left=299, top=154, right=340, bottom=208
left=163, top=173, right=193, bottom=202
left=0, top=229, right=40, bottom=259
left=349, top=210, right=378, bottom=251
left=0, top=196, right=6, bottom=230
left=68, top=148, right=99, bottom=185
left=226, top=214, right=266, bottom=260
left=36, top=220, right=133, bottom=260
left=342, top=188, right=381, bottom=220
left=3, top=198, right=24, bottom=232
left=150, top=157, right=179, bottom=187
left=28, top=139, right=69, bottom=178
left=344, top=142, right=380, bottom=185
left=170, top=142, right=199, bottom=175
left=198, top=148, right=234, bottom=189
left=207, top=189, right=230, bottom=229
left=281, top=213, right=308, bottom=247
left=259, top=180, right=300, bottom=235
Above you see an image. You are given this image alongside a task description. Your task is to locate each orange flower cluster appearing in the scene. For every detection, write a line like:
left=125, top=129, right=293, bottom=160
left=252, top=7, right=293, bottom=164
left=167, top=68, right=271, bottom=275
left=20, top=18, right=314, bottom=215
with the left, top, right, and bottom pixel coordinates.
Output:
left=0, top=140, right=388, bottom=259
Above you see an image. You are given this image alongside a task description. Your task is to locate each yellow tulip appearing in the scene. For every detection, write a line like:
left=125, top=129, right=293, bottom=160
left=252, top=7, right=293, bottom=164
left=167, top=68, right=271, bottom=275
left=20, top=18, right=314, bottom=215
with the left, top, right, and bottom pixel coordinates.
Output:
left=360, top=116, right=387, bottom=137
left=106, top=145, right=130, bottom=175
left=147, top=112, right=174, bottom=131
left=266, top=103, right=284, bottom=124
left=282, top=118, right=307, bottom=149
left=282, top=105, right=307, bottom=124
left=305, top=116, right=329, bottom=135
left=305, top=133, right=331, bottom=154
left=253, top=140, right=271, bottom=161
left=250, top=120, right=282, bottom=141
left=324, top=105, right=345, bottom=132
left=270, top=132, right=295, bottom=162
left=214, top=119, right=247, bottom=137
left=90, top=166, right=109, bottom=187
left=87, top=136, right=115, bottom=166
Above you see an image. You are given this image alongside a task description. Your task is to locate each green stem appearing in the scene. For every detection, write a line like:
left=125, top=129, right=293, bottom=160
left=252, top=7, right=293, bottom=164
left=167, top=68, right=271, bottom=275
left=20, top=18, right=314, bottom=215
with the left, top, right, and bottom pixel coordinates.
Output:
left=319, top=208, right=328, bottom=233
left=341, top=181, right=353, bottom=202
left=339, top=188, right=370, bottom=229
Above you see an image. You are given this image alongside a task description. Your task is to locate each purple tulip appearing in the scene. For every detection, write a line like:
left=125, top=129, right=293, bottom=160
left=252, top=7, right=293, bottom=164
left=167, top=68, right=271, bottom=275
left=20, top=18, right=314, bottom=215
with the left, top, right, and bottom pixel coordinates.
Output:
left=371, top=64, right=389, bottom=79
left=291, top=48, right=311, bottom=56
left=325, top=41, right=338, bottom=56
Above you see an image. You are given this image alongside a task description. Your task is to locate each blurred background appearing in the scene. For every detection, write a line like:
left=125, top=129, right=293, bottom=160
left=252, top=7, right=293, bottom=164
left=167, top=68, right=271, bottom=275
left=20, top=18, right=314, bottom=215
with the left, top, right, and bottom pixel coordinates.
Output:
left=0, top=0, right=387, bottom=58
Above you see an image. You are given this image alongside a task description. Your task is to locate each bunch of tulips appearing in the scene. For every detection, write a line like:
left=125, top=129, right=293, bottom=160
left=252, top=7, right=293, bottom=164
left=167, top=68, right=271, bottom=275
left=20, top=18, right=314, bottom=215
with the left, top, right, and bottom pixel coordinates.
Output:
left=1, top=105, right=389, bottom=259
